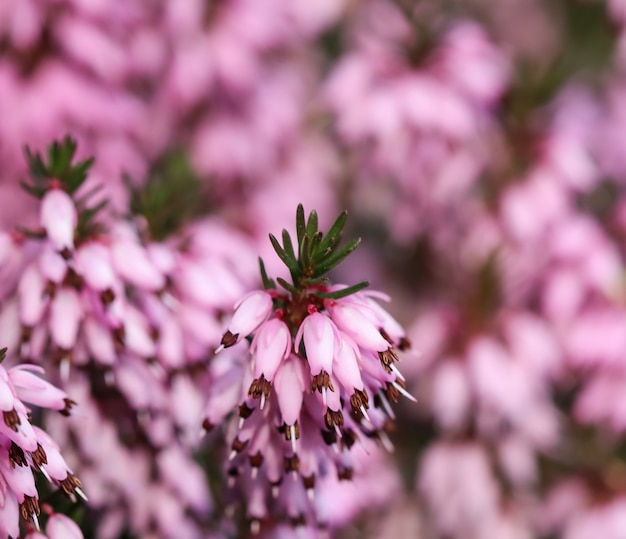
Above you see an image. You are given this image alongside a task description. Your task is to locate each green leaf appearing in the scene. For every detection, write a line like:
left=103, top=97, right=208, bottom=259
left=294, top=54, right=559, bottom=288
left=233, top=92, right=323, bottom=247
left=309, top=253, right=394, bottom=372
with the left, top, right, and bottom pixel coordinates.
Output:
left=15, top=226, right=46, bottom=240
left=258, top=258, right=275, bottom=290
left=296, top=204, right=306, bottom=246
left=313, top=237, right=361, bottom=276
left=305, top=210, right=318, bottom=240
left=317, top=281, right=369, bottom=299
left=308, top=231, right=323, bottom=258
left=66, top=157, right=95, bottom=194
left=282, top=229, right=296, bottom=261
left=0, top=348, right=6, bottom=363
left=276, top=277, right=299, bottom=295
left=299, top=233, right=311, bottom=271
left=316, top=211, right=347, bottom=257
left=302, top=276, right=329, bottom=287
left=74, top=184, right=104, bottom=208
left=19, top=180, right=44, bottom=199
left=269, top=233, right=298, bottom=274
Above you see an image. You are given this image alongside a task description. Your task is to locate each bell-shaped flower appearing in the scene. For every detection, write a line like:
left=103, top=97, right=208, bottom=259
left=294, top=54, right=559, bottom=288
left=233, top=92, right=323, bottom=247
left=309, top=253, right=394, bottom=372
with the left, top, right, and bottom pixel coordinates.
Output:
left=112, top=239, right=165, bottom=291
left=45, top=513, right=84, bottom=539
left=221, top=291, right=273, bottom=347
left=324, top=298, right=390, bottom=352
left=295, top=312, right=336, bottom=376
left=332, top=335, right=364, bottom=392
left=8, top=365, right=72, bottom=412
left=39, top=245, right=67, bottom=284
left=49, top=288, right=83, bottom=350
left=0, top=448, right=37, bottom=502
left=251, top=319, right=291, bottom=382
left=74, top=242, right=117, bottom=292
left=0, top=490, right=19, bottom=539
left=32, top=426, right=73, bottom=482
left=0, top=368, right=15, bottom=412
left=274, top=356, right=307, bottom=426
left=40, top=189, right=77, bottom=253
left=18, top=266, right=48, bottom=327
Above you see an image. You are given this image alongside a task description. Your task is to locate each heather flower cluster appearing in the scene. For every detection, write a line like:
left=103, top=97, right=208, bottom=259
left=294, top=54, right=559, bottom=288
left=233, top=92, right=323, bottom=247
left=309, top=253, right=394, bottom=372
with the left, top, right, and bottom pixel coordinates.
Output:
left=207, top=205, right=412, bottom=533
left=0, top=348, right=83, bottom=539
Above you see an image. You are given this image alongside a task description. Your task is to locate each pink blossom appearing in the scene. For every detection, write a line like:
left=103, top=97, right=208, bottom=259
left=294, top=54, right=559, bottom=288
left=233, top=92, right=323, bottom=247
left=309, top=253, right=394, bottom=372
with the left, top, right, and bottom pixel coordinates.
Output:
left=295, top=311, right=337, bottom=376
left=324, top=297, right=390, bottom=352
left=40, top=188, right=77, bottom=253
left=46, top=513, right=84, bottom=539
left=251, top=318, right=291, bottom=382
left=220, top=290, right=273, bottom=348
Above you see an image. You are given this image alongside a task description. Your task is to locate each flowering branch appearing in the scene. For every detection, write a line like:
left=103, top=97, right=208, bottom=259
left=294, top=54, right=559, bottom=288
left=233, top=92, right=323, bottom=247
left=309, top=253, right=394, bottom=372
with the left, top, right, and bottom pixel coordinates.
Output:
left=209, top=204, right=414, bottom=534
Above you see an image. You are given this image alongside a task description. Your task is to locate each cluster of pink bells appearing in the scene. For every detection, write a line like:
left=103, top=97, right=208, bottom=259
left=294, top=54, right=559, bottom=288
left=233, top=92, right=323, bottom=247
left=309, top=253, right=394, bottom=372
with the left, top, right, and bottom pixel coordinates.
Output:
left=1, top=0, right=626, bottom=538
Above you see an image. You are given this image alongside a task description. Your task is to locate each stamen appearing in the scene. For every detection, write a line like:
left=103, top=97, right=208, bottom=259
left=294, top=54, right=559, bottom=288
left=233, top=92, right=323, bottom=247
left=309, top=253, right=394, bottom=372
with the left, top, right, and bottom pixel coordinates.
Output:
left=60, top=357, right=70, bottom=382
left=378, top=430, right=395, bottom=453
left=290, top=424, right=297, bottom=454
left=390, top=363, right=405, bottom=381
left=75, top=487, right=88, bottom=502
left=378, top=392, right=396, bottom=419
left=391, top=381, right=417, bottom=402
left=104, top=370, right=115, bottom=386
left=39, top=466, right=51, bottom=482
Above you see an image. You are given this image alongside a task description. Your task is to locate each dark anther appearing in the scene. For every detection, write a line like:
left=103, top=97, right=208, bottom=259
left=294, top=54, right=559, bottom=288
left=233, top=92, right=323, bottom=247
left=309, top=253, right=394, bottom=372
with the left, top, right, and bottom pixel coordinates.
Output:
left=311, top=371, right=334, bottom=393
left=321, top=429, right=337, bottom=445
left=283, top=455, right=300, bottom=474
left=3, top=409, right=20, bottom=432
left=238, top=402, right=254, bottom=419
left=9, top=443, right=27, bottom=468
left=60, top=398, right=76, bottom=417
left=220, top=330, right=239, bottom=349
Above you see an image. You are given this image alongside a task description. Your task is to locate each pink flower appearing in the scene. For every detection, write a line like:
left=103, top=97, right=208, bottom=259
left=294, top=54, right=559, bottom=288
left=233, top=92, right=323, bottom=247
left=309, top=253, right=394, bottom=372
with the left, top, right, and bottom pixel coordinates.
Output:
left=219, top=290, right=273, bottom=349
left=8, top=365, right=73, bottom=413
left=273, top=354, right=308, bottom=426
left=324, top=297, right=390, bottom=352
left=40, top=188, right=77, bottom=253
left=295, top=311, right=336, bottom=377
left=45, top=513, right=84, bottom=539
left=251, top=318, right=291, bottom=383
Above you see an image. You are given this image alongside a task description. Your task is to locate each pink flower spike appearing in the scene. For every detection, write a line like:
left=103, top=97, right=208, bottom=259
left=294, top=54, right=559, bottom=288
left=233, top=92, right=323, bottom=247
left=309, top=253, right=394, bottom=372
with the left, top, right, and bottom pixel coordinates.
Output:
left=324, top=298, right=390, bottom=352
left=252, top=319, right=291, bottom=381
left=295, top=312, right=336, bottom=376
left=274, top=355, right=307, bottom=426
left=46, top=514, right=84, bottom=539
left=40, top=189, right=77, bottom=253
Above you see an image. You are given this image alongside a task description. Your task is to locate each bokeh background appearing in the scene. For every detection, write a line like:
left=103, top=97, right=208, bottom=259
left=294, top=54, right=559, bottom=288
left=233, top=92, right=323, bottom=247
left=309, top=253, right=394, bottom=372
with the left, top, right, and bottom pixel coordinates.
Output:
left=2, top=0, right=626, bottom=538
